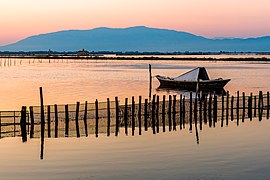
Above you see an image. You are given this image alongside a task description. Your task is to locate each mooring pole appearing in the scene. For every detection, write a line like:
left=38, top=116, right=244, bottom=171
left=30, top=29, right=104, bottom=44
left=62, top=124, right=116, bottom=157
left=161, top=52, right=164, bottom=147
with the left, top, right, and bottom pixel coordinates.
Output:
left=149, top=64, right=152, bottom=101
left=40, top=87, right=45, bottom=160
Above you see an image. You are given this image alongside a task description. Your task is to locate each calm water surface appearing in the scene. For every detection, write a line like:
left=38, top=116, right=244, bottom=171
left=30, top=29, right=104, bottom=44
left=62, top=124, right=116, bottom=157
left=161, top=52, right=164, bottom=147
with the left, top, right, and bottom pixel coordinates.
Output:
left=0, top=58, right=270, bottom=180
left=0, top=118, right=270, bottom=179
left=0, top=58, right=270, bottom=110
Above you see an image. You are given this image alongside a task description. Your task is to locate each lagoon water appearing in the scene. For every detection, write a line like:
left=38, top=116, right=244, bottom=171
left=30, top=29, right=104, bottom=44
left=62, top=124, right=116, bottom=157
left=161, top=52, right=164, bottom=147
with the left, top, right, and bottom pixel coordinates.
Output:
left=0, top=118, right=270, bottom=179
left=0, top=58, right=270, bottom=179
left=0, top=58, right=270, bottom=110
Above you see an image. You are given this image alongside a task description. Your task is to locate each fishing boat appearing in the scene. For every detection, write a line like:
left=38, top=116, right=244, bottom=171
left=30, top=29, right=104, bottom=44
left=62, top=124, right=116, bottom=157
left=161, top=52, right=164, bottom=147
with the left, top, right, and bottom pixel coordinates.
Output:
left=156, top=67, right=230, bottom=92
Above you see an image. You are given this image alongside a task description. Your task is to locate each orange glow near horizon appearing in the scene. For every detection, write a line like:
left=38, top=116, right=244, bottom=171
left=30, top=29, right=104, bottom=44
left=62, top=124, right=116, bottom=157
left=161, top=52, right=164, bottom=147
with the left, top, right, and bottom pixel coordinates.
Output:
left=0, top=0, right=270, bottom=45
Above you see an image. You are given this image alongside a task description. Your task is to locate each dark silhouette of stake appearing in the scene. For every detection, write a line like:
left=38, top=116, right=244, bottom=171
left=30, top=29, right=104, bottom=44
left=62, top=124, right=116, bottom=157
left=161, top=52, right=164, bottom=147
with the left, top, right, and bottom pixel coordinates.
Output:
left=168, top=95, right=172, bottom=131
left=242, top=92, right=245, bottom=122
left=194, top=94, right=198, bottom=126
left=173, top=95, right=177, bottom=131
left=254, top=96, right=257, bottom=117
left=124, top=98, right=128, bottom=135
left=204, top=95, right=207, bottom=124
left=132, top=96, right=135, bottom=136
left=258, top=91, right=263, bottom=121
left=156, top=95, right=160, bottom=133
left=40, top=87, right=45, bottom=160
left=84, top=101, right=88, bottom=137
left=189, top=92, right=193, bottom=131
left=20, top=106, right=27, bottom=142
left=183, top=97, right=186, bottom=129
left=149, top=64, right=152, bottom=100
left=221, top=93, right=224, bottom=127
left=162, top=95, right=166, bottom=132
left=267, top=92, right=269, bottom=119
left=248, top=96, right=252, bottom=121
left=152, top=95, right=156, bottom=134
left=75, top=102, right=80, bottom=138
left=231, top=96, right=234, bottom=121
left=115, top=97, right=119, bottom=136
left=237, top=91, right=240, bottom=124
left=106, top=99, right=110, bottom=137
left=95, top=99, right=99, bottom=138
left=208, top=94, right=212, bottom=127
left=29, top=106, right=34, bottom=138
left=226, top=92, right=229, bottom=126
left=180, top=95, right=183, bottom=129
left=54, top=104, right=58, bottom=138
left=199, top=94, right=203, bottom=130
left=47, top=106, right=51, bottom=138
left=213, top=95, right=217, bottom=127
left=144, top=99, right=148, bottom=131
left=65, top=105, right=69, bottom=137
left=138, top=96, right=142, bottom=135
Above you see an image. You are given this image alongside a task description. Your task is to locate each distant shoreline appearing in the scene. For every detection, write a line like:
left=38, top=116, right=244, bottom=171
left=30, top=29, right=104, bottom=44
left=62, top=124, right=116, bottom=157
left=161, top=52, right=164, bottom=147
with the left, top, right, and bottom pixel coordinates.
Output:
left=0, top=54, right=270, bottom=61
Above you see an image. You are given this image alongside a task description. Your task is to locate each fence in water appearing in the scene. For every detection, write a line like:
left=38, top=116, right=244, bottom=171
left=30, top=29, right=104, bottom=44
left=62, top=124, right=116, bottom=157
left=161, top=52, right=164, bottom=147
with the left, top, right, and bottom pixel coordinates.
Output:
left=0, top=91, right=269, bottom=140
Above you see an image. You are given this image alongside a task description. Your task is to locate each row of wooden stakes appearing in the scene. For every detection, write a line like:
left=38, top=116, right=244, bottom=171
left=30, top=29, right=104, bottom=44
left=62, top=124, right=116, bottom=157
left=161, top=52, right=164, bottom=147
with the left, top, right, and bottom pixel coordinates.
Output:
left=18, top=88, right=270, bottom=142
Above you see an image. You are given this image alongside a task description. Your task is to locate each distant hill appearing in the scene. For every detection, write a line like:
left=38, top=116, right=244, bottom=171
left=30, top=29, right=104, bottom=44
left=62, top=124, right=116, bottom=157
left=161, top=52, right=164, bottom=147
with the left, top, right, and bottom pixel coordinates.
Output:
left=0, top=26, right=270, bottom=52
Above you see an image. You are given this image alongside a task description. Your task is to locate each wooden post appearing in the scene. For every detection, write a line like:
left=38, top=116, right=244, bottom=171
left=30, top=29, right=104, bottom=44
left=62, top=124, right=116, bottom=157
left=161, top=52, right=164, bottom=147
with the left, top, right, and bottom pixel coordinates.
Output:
left=213, top=95, right=217, bottom=123
left=106, top=99, right=110, bottom=137
left=115, top=97, right=119, bottom=136
left=151, top=95, right=156, bottom=134
left=29, top=106, right=34, bottom=138
left=40, top=87, right=45, bottom=160
left=162, top=95, right=166, bottom=132
left=221, top=93, right=224, bottom=127
left=204, top=95, right=207, bottom=124
left=258, top=91, right=263, bottom=121
left=173, top=95, right=176, bottom=131
left=124, top=98, right=128, bottom=135
left=208, top=94, right=212, bottom=127
left=231, top=96, right=234, bottom=121
left=237, top=91, right=240, bottom=123
left=47, top=105, right=51, bottom=138
left=194, top=94, right=198, bottom=125
left=20, top=106, right=27, bottom=142
left=242, top=92, right=245, bottom=122
left=267, top=91, right=269, bottom=119
left=14, top=111, right=16, bottom=137
left=54, top=104, right=58, bottom=138
left=226, top=92, right=229, bottom=126
left=254, top=95, right=257, bottom=117
left=189, top=92, right=193, bottom=131
left=248, top=95, right=252, bottom=121
left=144, top=99, right=148, bottom=131
left=75, top=102, right=80, bottom=138
left=83, top=101, right=88, bottom=137
left=180, top=94, right=183, bottom=130
left=168, top=95, right=172, bottom=131
left=95, top=99, right=99, bottom=138
left=199, top=94, right=203, bottom=130
left=40, top=87, right=45, bottom=136
left=65, top=104, right=69, bottom=137
left=132, top=96, right=135, bottom=136
left=138, top=96, right=142, bottom=135
left=156, top=95, right=160, bottom=133
left=183, top=96, right=186, bottom=129
left=258, top=91, right=262, bottom=113
left=149, top=64, right=152, bottom=100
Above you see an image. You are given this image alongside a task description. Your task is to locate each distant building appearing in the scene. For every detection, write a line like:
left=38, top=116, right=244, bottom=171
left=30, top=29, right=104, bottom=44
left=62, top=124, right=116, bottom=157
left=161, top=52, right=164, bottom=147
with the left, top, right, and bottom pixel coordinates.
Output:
left=77, top=49, right=90, bottom=56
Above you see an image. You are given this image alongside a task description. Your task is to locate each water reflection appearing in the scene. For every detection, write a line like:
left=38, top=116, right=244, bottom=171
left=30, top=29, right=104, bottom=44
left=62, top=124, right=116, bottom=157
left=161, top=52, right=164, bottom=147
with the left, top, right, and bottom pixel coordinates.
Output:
left=0, top=92, right=268, bottom=159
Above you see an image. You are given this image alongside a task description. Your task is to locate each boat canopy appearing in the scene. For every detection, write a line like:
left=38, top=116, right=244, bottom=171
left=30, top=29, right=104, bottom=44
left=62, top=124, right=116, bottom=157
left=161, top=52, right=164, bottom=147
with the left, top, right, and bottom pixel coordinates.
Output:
left=173, top=67, right=210, bottom=81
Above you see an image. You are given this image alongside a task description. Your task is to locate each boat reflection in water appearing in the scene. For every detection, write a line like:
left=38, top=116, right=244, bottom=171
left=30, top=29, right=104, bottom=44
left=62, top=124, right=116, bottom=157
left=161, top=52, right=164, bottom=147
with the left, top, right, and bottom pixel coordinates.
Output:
left=156, top=67, right=230, bottom=94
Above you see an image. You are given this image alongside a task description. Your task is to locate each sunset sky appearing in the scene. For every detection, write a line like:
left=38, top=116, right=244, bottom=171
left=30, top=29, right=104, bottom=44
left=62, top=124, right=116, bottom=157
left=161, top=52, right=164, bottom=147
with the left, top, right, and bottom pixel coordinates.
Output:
left=0, top=0, right=269, bottom=46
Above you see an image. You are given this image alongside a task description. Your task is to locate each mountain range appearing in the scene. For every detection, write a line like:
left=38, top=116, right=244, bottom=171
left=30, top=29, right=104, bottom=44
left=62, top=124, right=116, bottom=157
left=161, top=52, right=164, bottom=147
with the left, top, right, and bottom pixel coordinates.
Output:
left=0, top=26, right=269, bottom=52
